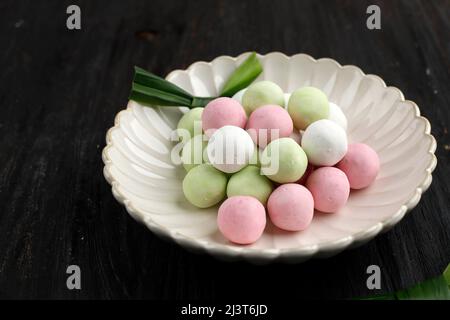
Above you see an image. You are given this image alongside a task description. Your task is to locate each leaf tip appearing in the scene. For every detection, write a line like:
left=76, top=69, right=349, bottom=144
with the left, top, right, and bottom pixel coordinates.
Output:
left=444, top=263, right=450, bottom=287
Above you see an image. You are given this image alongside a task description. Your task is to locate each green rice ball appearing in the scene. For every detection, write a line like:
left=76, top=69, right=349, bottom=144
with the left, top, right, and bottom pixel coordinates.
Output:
left=226, top=165, right=273, bottom=205
left=260, top=137, right=308, bottom=183
left=182, top=164, right=228, bottom=208
left=176, top=107, right=204, bottom=142
left=242, top=81, right=285, bottom=114
left=288, top=87, right=329, bottom=130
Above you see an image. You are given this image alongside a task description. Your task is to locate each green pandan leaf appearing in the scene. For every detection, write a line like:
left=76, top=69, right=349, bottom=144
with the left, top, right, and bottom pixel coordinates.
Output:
left=444, top=264, right=450, bottom=287
left=130, top=82, right=192, bottom=106
left=394, top=276, right=450, bottom=300
left=129, top=52, right=262, bottom=108
left=133, top=67, right=193, bottom=99
left=220, top=52, right=263, bottom=97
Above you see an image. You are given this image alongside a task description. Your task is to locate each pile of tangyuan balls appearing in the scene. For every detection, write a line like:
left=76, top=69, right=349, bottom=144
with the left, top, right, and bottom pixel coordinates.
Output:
left=177, top=81, right=380, bottom=245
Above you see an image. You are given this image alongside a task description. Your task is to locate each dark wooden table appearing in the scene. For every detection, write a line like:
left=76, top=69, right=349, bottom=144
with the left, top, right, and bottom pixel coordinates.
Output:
left=0, top=0, right=449, bottom=300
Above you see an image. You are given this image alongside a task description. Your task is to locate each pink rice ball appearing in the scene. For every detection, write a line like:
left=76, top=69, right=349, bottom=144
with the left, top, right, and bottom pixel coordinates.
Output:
left=217, top=196, right=266, bottom=244
left=202, top=97, right=247, bottom=137
left=246, top=105, right=293, bottom=147
left=336, top=143, right=380, bottom=189
left=306, top=167, right=350, bottom=213
left=267, top=184, right=314, bottom=231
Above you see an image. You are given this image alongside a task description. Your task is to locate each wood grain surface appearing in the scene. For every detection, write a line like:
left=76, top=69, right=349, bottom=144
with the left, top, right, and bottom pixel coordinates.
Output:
left=0, top=0, right=449, bottom=299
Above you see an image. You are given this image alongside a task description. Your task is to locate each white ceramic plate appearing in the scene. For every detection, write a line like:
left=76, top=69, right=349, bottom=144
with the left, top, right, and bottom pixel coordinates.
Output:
left=102, top=52, right=437, bottom=264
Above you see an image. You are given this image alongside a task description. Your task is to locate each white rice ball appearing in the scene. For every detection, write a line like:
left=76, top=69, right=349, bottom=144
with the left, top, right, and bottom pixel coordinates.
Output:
left=328, top=102, right=348, bottom=131
left=207, top=125, right=255, bottom=173
left=301, top=119, right=348, bottom=166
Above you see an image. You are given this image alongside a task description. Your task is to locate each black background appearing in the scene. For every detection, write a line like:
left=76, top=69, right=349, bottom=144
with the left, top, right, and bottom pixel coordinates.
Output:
left=0, top=0, right=449, bottom=299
